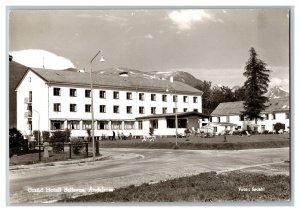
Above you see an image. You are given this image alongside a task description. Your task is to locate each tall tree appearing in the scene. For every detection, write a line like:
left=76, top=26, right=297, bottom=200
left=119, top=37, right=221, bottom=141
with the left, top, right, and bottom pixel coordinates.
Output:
left=242, top=47, right=270, bottom=123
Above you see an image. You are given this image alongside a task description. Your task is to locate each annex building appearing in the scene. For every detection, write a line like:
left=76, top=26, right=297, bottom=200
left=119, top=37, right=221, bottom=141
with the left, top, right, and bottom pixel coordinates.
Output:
left=16, top=67, right=207, bottom=139
left=210, top=97, right=290, bottom=134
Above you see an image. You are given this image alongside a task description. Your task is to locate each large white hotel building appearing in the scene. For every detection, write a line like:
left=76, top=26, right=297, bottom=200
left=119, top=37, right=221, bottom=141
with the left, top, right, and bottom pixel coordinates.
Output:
left=16, top=68, right=207, bottom=139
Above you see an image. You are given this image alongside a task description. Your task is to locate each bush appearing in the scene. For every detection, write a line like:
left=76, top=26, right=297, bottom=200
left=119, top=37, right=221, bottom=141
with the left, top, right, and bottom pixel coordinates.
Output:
left=42, top=131, right=50, bottom=142
left=86, top=129, right=91, bottom=142
left=9, top=128, right=24, bottom=148
left=49, top=129, right=71, bottom=153
left=71, top=137, right=85, bottom=155
left=274, top=122, right=285, bottom=134
left=9, top=128, right=28, bottom=157
left=149, top=127, right=154, bottom=136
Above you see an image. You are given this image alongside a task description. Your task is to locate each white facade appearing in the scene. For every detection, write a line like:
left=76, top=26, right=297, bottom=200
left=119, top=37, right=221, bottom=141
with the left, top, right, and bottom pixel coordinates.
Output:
left=211, top=112, right=290, bottom=134
left=16, top=69, right=203, bottom=139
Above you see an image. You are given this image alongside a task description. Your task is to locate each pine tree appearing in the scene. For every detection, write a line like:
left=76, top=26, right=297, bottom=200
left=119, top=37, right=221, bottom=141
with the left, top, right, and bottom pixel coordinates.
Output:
left=242, top=47, right=270, bottom=123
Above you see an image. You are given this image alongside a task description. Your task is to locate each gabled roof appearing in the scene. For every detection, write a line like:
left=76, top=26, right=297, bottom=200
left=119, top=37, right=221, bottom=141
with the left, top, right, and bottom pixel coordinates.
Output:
left=211, top=97, right=289, bottom=116
left=23, top=67, right=203, bottom=95
left=136, top=111, right=210, bottom=120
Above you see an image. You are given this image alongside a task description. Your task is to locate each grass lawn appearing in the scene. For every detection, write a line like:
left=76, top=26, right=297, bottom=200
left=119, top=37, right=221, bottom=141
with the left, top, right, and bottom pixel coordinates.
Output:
left=99, top=134, right=290, bottom=150
left=61, top=171, right=290, bottom=202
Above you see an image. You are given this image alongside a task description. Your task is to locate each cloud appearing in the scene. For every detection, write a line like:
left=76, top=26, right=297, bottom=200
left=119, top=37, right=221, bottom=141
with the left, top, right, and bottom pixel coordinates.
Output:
left=10, top=49, right=75, bottom=70
left=144, top=34, right=154, bottom=39
left=168, top=10, right=222, bottom=30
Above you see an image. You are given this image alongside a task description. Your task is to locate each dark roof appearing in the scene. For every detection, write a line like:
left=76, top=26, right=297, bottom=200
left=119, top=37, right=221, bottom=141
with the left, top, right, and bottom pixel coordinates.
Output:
left=211, top=97, right=289, bottom=116
left=22, top=67, right=203, bottom=95
left=136, top=111, right=210, bottom=120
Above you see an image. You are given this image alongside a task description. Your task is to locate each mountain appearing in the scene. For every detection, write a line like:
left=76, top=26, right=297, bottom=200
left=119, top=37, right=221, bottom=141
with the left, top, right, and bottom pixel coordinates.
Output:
left=93, top=67, right=204, bottom=88
left=265, top=86, right=289, bottom=99
left=9, top=59, right=29, bottom=128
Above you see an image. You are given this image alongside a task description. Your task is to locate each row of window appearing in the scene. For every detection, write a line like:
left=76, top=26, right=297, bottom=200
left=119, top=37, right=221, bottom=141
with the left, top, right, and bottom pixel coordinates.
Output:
left=51, top=120, right=142, bottom=130
left=50, top=118, right=187, bottom=131
left=213, top=113, right=290, bottom=123
left=53, top=87, right=198, bottom=103
left=53, top=103, right=198, bottom=114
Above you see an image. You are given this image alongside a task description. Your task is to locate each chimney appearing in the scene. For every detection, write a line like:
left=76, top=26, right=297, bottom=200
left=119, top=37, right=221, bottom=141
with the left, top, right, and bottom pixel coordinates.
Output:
left=170, top=76, right=174, bottom=83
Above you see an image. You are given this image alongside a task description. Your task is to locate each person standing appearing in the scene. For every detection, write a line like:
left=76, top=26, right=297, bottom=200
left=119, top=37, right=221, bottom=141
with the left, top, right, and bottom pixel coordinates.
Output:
left=112, top=131, right=116, bottom=140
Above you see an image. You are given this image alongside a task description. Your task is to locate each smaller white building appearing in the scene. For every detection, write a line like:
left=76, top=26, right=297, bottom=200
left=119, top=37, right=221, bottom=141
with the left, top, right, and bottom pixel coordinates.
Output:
left=210, top=98, right=290, bottom=134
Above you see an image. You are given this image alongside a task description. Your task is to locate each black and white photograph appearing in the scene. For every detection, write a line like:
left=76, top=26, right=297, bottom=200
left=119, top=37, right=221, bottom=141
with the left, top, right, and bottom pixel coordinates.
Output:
left=7, top=7, right=292, bottom=205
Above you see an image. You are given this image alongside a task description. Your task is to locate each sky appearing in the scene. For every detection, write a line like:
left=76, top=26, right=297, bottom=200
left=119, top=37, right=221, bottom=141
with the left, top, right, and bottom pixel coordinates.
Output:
left=9, top=9, right=290, bottom=90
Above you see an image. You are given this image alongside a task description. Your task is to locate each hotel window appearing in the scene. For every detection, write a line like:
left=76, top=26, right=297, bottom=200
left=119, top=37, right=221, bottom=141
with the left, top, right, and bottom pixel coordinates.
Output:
left=53, top=103, right=61, bottom=112
left=139, top=106, right=145, bottom=114
left=51, top=121, right=64, bottom=130
left=285, top=113, right=290, bottom=119
left=113, top=105, right=119, bottom=113
left=70, top=89, right=77, bottom=97
left=111, top=121, right=122, bottom=130
left=138, top=121, right=143, bottom=130
left=173, top=95, right=178, bottom=102
left=183, top=96, right=188, bottom=103
left=150, top=119, right=158, bottom=129
left=67, top=121, right=80, bottom=130
left=99, top=90, right=106, bottom=99
left=167, top=119, right=175, bottom=128
left=97, top=121, right=109, bottom=130
left=151, top=107, right=156, bottom=114
left=85, top=89, right=91, bottom=98
left=217, top=117, right=220, bottom=122
left=28, top=120, right=32, bottom=130
left=139, top=93, right=145, bottom=101
left=82, top=121, right=92, bottom=130
left=85, top=104, right=91, bottom=112
left=127, top=106, right=132, bottom=114
left=70, top=104, right=77, bottom=112
left=272, top=113, right=276, bottom=120
left=213, top=127, right=217, bottom=132
left=162, top=94, right=167, bottom=102
left=193, top=97, right=198, bottom=103
left=173, top=108, right=177, bottom=113
left=53, top=87, right=61, bottom=96
left=183, top=108, right=188, bottom=112
left=261, top=125, right=266, bottom=132
left=226, top=116, right=230, bottom=122
left=113, top=91, right=119, bottom=99
left=193, top=108, right=198, bottom=112
left=125, top=121, right=135, bottom=130
left=265, top=114, right=269, bottom=120
left=99, top=105, right=106, bottom=113
left=239, top=115, right=244, bottom=121
left=162, top=107, right=167, bottom=114
left=151, top=94, right=156, bottom=101
left=126, top=92, right=132, bottom=100
left=29, top=91, right=32, bottom=102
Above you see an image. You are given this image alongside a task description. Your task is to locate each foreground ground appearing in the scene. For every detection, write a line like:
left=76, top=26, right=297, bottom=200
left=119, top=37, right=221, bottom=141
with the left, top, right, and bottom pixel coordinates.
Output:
left=9, top=147, right=289, bottom=203
left=63, top=171, right=290, bottom=202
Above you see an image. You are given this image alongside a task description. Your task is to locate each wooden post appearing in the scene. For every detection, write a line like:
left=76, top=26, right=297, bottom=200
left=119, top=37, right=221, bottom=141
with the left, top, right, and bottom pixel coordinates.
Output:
left=96, top=140, right=99, bottom=156
left=86, top=142, right=89, bottom=158
left=38, top=145, right=41, bottom=162
left=69, top=143, right=72, bottom=159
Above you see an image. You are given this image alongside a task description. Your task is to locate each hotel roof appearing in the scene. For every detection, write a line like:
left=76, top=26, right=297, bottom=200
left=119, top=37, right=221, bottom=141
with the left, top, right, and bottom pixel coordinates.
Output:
left=22, top=67, right=203, bottom=95
left=211, top=97, right=289, bottom=116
